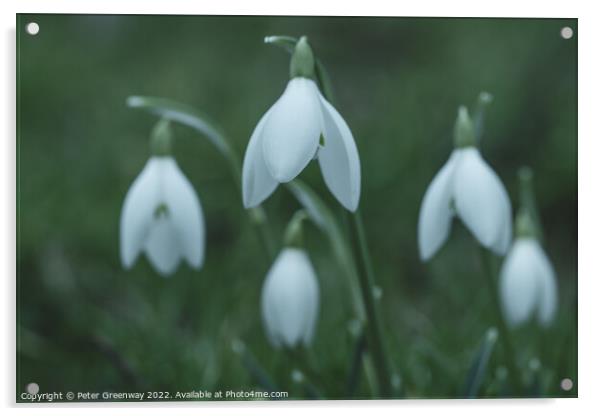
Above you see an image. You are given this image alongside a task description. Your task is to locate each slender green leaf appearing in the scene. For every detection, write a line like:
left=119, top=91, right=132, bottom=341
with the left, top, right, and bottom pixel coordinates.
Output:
left=126, top=95, right=240, bottom=176
left=463, top=327, right=499, bottom=398
left=345, top=330, right=366, bottom=397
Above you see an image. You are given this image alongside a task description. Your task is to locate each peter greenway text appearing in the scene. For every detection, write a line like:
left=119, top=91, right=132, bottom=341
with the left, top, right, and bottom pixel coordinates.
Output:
left=19, top=389, right=289, bottom=402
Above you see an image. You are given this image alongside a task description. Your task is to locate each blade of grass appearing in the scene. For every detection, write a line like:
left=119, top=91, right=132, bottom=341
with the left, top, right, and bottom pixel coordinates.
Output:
left=463, top=327, right=498, bottom=398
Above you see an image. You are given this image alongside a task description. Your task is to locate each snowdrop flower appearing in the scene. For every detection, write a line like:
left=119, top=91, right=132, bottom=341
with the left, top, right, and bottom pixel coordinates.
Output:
left=499, top=170, right=557, bottom=327
left=261, top=212, right=319, bottom=348
left=120, top=120, right=205, bottom=276
left=499, top=236, right=557, bottom=327
left=242, top=36, right=361, bottom=211
left=418, top=106, right=512, bottom=261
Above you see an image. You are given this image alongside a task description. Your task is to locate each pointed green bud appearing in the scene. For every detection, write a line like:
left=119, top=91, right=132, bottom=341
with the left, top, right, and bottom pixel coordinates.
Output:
left=453, top=106, right=476, bottom=148
left=290, top=36, right=315, bottom=79
left=283, top=210, right=309, bottom=249
left=150, top=118, right=173, bottom=156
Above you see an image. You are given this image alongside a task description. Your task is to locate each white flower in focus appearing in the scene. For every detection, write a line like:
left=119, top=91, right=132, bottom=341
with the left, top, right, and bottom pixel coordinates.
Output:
left=120, top=156, right=205, bottom=276
left=261, top=248, right=320, bottom=348
left=418, top=107, right=512, bottom=260
left=499, top=237, right=557, bottom=327
left=242, top=36, right=361, bottom=211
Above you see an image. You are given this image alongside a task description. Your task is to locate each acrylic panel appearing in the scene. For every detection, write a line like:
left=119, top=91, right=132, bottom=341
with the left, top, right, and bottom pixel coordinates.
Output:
left=16, top=14, right=577, bottom=402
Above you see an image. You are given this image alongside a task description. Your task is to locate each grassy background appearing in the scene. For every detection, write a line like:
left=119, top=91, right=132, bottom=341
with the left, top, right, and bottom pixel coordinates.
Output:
left=17, top=15, right=577, bottom=400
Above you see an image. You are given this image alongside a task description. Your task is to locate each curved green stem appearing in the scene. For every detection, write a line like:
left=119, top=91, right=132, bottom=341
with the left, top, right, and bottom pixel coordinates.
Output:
left=127, top=95, right=277, bottom=260
left=347, top=210, right=392, bottom=398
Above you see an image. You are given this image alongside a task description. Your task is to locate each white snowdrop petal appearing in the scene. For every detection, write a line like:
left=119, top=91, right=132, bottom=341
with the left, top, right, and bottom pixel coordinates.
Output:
left=453, top=148, right=512, bottom=254
left=417, top=151, right=460, bottom=261
left=499, top=239, right=540, bottom=327
left=317, top=94, right=361, bottom=211
left=144, top=217, right=181, bottom=276
left=261, top=78, right=322, bottom=183
left=242, top=108, right=279, bottom=208
left=261, top=285, right=284, bottom=347
left=162, top=158, right=205, bottom=269
left=532, top=242, right=558, bottom=326
left=261, top=248, right=320, bottom=348
left=119, top=158, right=162, bottom=268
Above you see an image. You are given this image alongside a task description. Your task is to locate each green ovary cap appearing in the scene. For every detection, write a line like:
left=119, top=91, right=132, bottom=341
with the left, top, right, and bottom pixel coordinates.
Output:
left=289, top=36, right=315, bottom=79
left=515, top=208, right=537, bottom=239
left=150, top=118, right=173, bottom=156
left=453, top=106, right=476, bottom=148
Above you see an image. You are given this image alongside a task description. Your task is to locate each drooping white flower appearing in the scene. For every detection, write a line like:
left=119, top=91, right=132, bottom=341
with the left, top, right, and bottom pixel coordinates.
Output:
left=261, top=248, right=320, bottom=348
left=418, top=107, right=512, bottom=260
left=499, top=237, right=557, bottom=327
left=242, top=37, right=361, bottom=212
left=120, top=156, right=205, bottom=276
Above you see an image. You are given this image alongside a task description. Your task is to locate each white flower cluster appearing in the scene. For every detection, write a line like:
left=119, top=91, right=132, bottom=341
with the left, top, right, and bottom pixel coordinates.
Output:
left=119, top=36, right=559, bottom=353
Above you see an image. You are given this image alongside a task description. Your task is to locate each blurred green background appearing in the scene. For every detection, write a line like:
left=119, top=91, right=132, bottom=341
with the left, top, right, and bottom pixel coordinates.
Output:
left=17, top=15, right=577, bottom=400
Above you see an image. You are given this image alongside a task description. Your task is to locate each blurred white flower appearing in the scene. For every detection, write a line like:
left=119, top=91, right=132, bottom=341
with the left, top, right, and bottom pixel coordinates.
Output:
left=499, top=237, right=557, bottom=327
left=120, top=156, right=205, bottom=276
left=418, top=147, right=512, bottom=260
left=261, top=248, right=319, bottom=348
left=418, top=107, right=512, bottom=261
left=242, top=37, right=360, bottom=211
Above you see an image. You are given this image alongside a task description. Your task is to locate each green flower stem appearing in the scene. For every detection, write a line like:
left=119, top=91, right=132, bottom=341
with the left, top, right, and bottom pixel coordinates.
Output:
left=464, top=327, right=498, bottom=398
left=473, top=91, right=494, bottom=143
left=480, top=247, right=522, bottom=395
left=249, top=206, right=277, bottom=260
left=347, top=210, right=392, bottom=398
left=127, top=95, right=277, bottom=260
left=345, top=330, right=366, bottom=397
left=518, top=167, right=544, bottom=242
